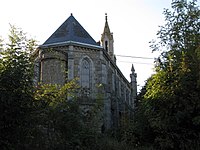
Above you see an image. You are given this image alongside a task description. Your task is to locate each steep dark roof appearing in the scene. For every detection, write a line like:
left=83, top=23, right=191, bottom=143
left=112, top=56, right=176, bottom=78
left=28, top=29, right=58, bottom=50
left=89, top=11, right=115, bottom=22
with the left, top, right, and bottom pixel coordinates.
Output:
left=43, top=14, right=98, bottom=46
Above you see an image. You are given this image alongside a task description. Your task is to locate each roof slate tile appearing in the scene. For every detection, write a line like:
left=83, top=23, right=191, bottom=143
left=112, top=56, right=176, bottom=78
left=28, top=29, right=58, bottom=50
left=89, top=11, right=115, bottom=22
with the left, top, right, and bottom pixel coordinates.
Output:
left=43, top=14, right=98, bottom=46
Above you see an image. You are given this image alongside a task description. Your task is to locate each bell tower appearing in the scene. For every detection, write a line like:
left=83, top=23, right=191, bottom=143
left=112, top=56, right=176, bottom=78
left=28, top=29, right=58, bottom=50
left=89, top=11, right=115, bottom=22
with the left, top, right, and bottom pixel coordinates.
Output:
left=101, top=14, right=115, bottom=62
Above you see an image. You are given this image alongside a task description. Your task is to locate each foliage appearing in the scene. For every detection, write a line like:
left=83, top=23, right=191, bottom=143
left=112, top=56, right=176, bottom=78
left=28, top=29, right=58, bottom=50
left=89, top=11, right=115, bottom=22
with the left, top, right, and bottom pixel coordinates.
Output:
left=0, top=25, right=37, bottom=149
left=119, top=0, right=200, bottom=149
left=30, top=81, right=82, bottom=149
left=117, top=82, right=155, bottom=149
left=34, top=80, right=79, bottom=106
left=140, top=0, right=200, bottom=149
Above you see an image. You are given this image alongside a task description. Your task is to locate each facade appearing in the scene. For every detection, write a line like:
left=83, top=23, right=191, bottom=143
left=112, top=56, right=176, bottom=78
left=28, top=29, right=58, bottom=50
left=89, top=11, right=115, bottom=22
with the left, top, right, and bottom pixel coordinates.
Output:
left=34, top=14, right=137, bottom=130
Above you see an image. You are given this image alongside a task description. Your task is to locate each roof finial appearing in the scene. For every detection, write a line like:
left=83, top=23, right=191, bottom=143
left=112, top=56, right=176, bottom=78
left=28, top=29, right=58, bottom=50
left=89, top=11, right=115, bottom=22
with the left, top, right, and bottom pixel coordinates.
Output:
left=105, top=13, right=107, bottom=22
left=71, top=13, right=73, bottom=16
left=131, top=64, right=135, bottom=72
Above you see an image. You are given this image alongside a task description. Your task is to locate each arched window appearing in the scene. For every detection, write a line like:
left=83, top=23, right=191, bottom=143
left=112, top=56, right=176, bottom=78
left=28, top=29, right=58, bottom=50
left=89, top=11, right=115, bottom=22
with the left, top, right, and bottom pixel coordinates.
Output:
left=105, top=41, right=108, bottom=52
left=81, top=58, right=90, bottom=88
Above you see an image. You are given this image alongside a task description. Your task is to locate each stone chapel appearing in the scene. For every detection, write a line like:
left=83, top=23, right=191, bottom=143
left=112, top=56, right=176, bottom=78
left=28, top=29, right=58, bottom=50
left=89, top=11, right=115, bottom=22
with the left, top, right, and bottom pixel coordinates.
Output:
left=33, top=14, right=137, bottom=130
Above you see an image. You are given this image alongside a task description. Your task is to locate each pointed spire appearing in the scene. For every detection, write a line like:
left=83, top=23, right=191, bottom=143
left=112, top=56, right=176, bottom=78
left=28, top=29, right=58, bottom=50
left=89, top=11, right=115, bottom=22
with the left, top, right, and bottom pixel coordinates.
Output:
left=131, top=64, right=135, bottom=72
left=103, top=13, right=111, bottom=34
left=101, top=13, right=115, bottom=61
left=130, top=64, right=137, bottom=108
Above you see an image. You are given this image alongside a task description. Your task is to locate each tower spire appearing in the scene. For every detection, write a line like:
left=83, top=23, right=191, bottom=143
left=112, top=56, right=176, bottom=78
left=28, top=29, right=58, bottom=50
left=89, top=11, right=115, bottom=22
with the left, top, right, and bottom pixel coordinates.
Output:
left=101, top=14, right=115, bottom=62
left=131, top=64, right=135, bottom=72
left=103, top=13, right=110, bottom=34
left=130, top=64, right=137, bottom=108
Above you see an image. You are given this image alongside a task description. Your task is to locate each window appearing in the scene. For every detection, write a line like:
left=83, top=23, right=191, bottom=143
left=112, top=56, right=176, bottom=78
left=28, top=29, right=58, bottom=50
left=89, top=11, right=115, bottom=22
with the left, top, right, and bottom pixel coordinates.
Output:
left=81, top=59, right=90, bottom=88
left=105, top=41, right=108, bottom=52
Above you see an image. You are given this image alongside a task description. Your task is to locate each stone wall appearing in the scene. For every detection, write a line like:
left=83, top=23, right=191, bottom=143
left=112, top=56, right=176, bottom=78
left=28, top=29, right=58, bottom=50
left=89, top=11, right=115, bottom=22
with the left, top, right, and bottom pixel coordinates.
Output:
left=40, top=50, right=67, bottom=85
left=36, top=43, right=136, bottom=130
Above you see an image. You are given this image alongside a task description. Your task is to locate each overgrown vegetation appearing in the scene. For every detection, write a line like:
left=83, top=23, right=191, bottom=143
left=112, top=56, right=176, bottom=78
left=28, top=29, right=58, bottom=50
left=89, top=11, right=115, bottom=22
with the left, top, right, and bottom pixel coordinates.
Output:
left=120, top=0, right=200, bottom=149
left=0, top=25, right=37, bottom=149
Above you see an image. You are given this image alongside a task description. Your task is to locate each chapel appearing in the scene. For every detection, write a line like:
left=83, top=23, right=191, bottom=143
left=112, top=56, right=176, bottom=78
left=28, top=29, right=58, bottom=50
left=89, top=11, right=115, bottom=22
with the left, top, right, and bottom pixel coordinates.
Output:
left=33, top=14, right=137, bottom=130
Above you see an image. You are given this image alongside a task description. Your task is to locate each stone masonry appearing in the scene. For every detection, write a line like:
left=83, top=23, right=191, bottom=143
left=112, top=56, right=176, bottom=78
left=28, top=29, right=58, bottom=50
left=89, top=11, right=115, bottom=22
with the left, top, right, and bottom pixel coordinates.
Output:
left=33, top=14, right=137, bottom=131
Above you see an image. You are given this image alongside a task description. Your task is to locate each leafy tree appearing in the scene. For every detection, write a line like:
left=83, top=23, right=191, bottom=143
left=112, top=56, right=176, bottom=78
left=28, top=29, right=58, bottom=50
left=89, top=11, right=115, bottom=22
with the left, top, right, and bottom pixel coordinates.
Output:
left=121, top=0, right=200, bottom=149
left=0, top=25, right=37, bottom=149
left=142, top=0, right=200, bottom=149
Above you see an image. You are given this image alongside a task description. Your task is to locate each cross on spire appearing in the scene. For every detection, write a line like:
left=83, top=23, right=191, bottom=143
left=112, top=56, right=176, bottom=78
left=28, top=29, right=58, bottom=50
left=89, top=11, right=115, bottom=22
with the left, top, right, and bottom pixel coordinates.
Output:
left=105, top=13, right=108, bottom=22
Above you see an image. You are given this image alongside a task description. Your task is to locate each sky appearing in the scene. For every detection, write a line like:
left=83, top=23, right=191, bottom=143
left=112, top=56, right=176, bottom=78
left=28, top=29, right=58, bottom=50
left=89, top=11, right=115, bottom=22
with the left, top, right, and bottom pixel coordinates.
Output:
left=1, top=0, right=173, bottom=90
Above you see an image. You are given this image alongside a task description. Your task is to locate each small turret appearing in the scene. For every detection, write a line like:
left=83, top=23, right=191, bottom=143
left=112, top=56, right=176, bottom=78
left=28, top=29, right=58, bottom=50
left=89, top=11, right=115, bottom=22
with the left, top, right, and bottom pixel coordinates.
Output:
left=130, top=64, right=137, bottom=108
left=101, top=14, right=115, bottom=62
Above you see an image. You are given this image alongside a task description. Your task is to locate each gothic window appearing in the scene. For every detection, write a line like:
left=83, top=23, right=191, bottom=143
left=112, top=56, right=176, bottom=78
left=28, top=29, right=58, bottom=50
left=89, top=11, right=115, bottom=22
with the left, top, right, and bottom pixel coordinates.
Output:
left=105, top=41, right=108, bottom=52
left=81, top=59, right=90, bottom=88
left=121, top=84, right=124, bottom=98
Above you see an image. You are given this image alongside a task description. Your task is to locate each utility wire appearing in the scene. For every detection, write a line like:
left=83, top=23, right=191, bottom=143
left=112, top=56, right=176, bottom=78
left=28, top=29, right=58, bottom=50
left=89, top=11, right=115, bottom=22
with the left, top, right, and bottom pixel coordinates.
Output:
left=116, top=54, right=154, bottom=60
left=44, top=48, right=155, bottom=64
left=117, top=60, right=154, bottom=65
left=48, top=47, right=155, bottom=60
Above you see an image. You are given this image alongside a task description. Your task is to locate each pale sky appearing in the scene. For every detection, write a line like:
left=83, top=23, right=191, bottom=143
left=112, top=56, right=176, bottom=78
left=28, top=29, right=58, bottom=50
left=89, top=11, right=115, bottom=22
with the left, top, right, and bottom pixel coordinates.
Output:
left=1, top=0, right=173, bottom=90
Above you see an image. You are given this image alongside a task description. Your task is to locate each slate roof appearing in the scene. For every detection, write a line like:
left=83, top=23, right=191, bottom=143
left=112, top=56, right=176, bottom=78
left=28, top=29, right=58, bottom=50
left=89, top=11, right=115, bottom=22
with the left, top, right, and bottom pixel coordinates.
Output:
left=43, top=14, right=98, bottom=46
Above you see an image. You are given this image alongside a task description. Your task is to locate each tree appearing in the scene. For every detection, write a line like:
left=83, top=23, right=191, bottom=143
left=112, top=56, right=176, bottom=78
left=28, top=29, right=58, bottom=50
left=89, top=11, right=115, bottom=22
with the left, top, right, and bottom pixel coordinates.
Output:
left=135, top=0, right=200, bottom=149
left=125, top=0, right=200, bottom=149
left=0, top=25, right=37, bottom=149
